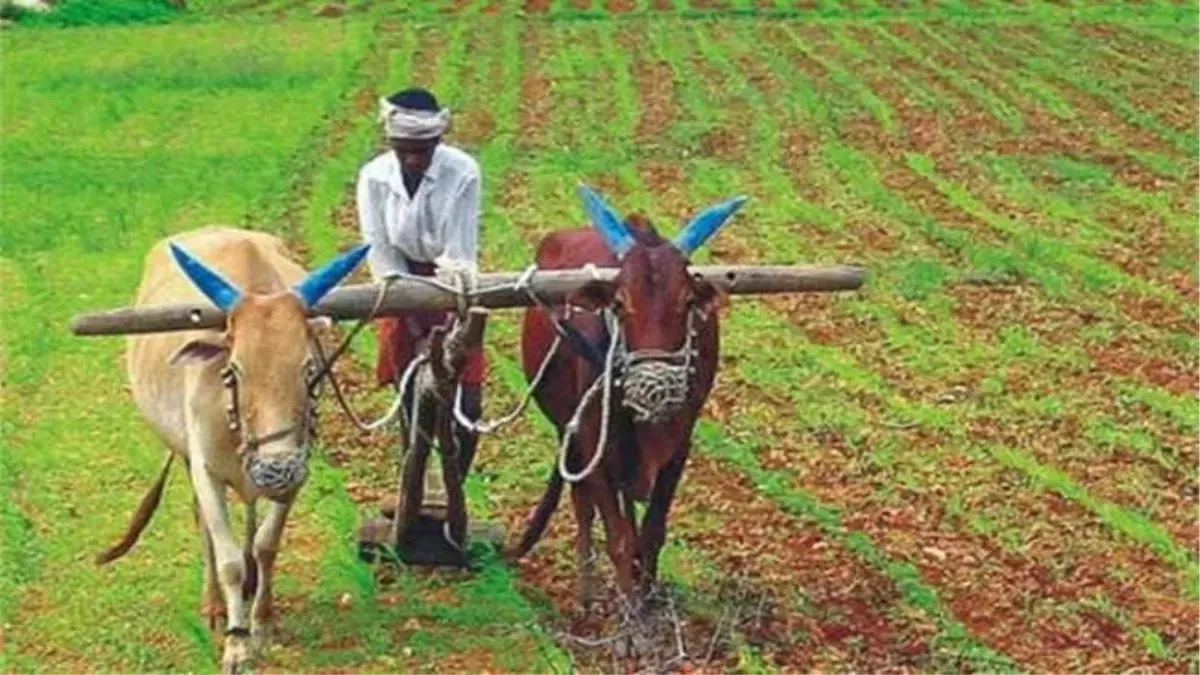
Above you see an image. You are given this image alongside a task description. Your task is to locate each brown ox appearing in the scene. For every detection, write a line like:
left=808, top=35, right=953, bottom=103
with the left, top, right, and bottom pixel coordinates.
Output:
left=99, top=226, right=368, bottom=673
left=509, top=186, right=746, bottom=607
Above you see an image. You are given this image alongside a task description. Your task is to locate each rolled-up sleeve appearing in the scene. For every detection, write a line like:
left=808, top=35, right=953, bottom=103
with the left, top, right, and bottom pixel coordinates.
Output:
left=440, top=171, right=480, bottom=272
left=356, top=169, right=407, bottom=281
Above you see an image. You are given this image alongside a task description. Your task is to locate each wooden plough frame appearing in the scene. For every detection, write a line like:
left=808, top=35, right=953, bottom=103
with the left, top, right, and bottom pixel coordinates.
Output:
left=70, top=262, right=865, bottom=567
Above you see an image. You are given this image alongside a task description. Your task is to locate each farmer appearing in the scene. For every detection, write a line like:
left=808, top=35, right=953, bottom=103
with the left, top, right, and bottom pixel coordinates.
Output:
left=355, top=86, right=486, bottom=483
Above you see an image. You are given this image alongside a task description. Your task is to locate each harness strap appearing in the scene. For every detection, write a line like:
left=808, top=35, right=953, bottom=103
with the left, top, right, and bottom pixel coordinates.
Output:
left=239, top=425, right=298, bottom=456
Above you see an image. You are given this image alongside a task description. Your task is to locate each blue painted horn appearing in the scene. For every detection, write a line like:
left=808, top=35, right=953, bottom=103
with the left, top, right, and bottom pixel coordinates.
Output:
left=673, top=195, right=748, bottom=256
left=169, top=242, right=243, bottom=312
left=169, top=241, right=370, bottom=312
left=293, top=243, right=371, bottom=308
left=578, top=183, right=634, bottom=258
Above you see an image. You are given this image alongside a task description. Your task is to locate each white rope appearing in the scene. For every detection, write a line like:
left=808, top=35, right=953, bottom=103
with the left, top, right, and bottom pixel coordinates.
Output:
left=557, top=311, right=621, bottom=484
left=449, top=264, right=568, bottom=435
left=452, top=333, right=562, bottom=434
left=442, top=521, right=466, bottom=553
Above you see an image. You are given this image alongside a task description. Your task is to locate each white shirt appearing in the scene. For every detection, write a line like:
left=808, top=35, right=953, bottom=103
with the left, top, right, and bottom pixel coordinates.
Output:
left=355, top=143, right=481, bottom=281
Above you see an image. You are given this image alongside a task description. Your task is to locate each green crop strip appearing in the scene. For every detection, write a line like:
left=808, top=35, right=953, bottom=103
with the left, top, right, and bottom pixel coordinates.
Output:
left=1042, top=21, right=1198, bottom=103
left=828, top=24, right=962, bottom=114
left=701, top=22, right=1190, bottom=436
left=782, top=23, right=1193, bottom=337
left=865, top=23, right=1024, bottom=133
left=987, top=28, right=1197, bottom=156
left=968, top=154, right=1196, bottom=301
left=715, top=299, right=1200, bottom=625
left=904, top=152, right=1177, bottom=304
left=911, top=22, right=1075, bottom=120
left=988, top=446, right=1199, bottom=594
left=694, top=421, right=1023, bottom=674
left=777, top=23, right=898, bottom=136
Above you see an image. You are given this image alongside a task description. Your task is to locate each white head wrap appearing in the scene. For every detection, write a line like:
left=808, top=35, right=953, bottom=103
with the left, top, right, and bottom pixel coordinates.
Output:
left=379, top=96, right=451, bottom=140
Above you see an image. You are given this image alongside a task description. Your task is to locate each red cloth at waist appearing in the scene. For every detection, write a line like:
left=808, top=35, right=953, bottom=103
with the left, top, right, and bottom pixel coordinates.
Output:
left=374, top=259, right=487, bottom=388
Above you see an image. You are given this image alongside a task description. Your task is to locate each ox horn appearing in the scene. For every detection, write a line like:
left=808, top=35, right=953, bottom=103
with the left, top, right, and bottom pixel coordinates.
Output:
left=293, top=243, right=371, bottom=309
left=169, top=242, right=243, bottom=312
left=673, top=195, right=749, bottom=256
left=578, top=183, right=634, bottom=258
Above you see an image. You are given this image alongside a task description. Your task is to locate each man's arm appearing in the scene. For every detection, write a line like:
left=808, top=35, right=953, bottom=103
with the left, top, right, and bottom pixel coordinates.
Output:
left=356, top=168, right=409, bottom=282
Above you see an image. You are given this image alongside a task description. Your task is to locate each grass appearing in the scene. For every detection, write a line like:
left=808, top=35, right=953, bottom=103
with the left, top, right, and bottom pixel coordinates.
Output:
left=2, top=1, right=1197, bottom=672
left=0, top=18, right=374, bottom=671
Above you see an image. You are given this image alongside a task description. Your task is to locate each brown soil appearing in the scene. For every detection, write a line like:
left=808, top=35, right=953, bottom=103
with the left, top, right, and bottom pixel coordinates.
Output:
left=705, top=378, right=1196, bottom=673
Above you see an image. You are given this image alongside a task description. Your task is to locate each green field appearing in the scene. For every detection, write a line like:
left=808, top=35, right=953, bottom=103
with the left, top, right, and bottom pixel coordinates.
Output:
left=2, top=1, right=1197, bottom=672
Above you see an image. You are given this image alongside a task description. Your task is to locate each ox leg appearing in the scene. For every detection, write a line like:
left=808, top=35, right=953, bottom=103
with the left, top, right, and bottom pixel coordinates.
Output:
left=251, top=497, right=294, bottom=651
left=569, top=477, right=598, bottom=613
left=242, top=501, right=258, bottom=602
left=190, top=475, right=225, bottom=631
left=590, top=477, right=638, bottom=606
left=637, top=445, right=688, bottom=596
left=188, top=464, right=224, bottom=629
left=189, top=458, right=252, bottom=673
left=201, top=517, right=225, bottom=630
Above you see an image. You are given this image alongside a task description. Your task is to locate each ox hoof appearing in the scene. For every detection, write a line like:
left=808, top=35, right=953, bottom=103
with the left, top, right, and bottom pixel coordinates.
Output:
left=251, top=622, right=274, bottom=654
left=222, top=634, right=255, bottom=674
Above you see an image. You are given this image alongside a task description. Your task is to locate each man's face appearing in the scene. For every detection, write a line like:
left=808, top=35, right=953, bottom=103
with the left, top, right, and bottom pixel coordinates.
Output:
left=390, top=136, right=439, bottom=175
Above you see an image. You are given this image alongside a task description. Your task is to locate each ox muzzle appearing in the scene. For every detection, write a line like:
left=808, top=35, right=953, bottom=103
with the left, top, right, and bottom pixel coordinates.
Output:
left=614, top=308, right=699, bottom=425
left=221, top=364, right=317, bottom=500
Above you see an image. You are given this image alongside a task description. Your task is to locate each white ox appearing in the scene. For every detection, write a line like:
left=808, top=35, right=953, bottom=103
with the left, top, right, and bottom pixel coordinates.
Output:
left=97, top=226, right=368, bottom=673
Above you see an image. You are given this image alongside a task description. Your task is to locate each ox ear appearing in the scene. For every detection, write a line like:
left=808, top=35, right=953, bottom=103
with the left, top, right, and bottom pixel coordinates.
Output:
left=691, top=277, right=729, bottom=320
left=168, top=338, right=229, bottom=366
left=307, top=316, right=334, bottom=333
left=306, top=316, right=335, bottom=348
left=578, top=183, right=634, bottom=258
left=169, top=242, right=242, bottom=312
left=673, top=195, right=749, bottom=256
left=293, top=243, right=371, bottom=309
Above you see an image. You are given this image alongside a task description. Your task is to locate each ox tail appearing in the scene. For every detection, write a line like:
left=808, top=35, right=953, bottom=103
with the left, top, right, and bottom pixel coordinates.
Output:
left=95, top=452, right=175, bottom=565
left=505, top=464, right=564, bottom=560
